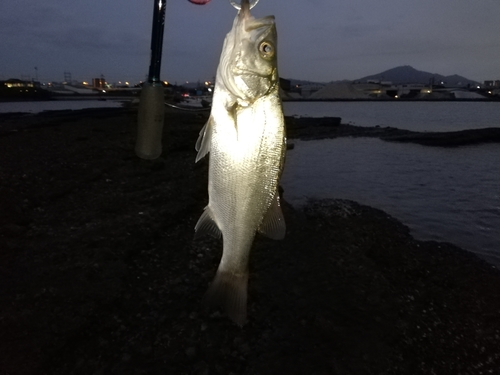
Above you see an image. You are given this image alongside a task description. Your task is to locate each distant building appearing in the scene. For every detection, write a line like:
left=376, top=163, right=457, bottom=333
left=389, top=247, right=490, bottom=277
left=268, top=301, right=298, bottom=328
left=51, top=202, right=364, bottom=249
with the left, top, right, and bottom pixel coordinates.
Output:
left=92, top=78, right=106, bottom=89
left=0, top=78, right=49, bottom=99
left=484, top=80, right=500, bottom=88
left=2, top=78, right=39, bottom=88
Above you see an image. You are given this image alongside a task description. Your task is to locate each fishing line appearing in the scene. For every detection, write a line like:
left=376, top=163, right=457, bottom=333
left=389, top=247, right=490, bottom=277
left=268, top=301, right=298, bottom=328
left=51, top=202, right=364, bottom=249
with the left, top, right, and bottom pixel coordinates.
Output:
left=164, top=101, right=210, bottom=112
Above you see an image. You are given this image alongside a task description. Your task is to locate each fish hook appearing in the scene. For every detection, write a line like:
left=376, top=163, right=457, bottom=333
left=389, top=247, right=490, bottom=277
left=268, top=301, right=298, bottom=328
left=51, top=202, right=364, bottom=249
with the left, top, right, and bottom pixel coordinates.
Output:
left=229, top=0, right=260, bottom=10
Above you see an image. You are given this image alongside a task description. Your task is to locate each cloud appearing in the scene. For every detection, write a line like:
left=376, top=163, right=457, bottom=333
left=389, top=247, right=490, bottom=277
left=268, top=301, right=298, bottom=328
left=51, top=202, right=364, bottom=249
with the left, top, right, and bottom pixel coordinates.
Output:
left=336, top=24, right=394, bottom=39
left=0, top=0, right=152, bottom=81
left=2, top=0, right=500, bottom=83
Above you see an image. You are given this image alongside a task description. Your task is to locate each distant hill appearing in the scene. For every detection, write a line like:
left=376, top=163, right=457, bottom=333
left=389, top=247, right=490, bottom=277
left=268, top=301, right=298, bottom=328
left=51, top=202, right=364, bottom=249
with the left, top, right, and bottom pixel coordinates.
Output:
left=355, top=65, right=478, bottom=87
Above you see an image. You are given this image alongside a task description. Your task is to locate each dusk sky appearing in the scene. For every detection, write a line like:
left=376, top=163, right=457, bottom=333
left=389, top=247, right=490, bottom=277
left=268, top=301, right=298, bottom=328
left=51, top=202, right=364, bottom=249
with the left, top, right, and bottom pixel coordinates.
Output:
left=1, top=0, right=499, bottom=84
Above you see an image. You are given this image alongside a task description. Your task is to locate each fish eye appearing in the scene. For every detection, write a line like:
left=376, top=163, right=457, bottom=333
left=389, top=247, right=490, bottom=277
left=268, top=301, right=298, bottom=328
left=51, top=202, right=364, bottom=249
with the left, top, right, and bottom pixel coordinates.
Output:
left=259, top=41, right=274, bottom=58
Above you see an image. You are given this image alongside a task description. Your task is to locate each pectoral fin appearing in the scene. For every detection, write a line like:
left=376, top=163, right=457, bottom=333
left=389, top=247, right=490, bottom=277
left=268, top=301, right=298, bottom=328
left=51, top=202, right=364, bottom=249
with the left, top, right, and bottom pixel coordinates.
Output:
left=258, top=193, right=286, bottom=240
left=195, top=206, right=221, bottom=238
left=195, top=116, right=214, bottom=162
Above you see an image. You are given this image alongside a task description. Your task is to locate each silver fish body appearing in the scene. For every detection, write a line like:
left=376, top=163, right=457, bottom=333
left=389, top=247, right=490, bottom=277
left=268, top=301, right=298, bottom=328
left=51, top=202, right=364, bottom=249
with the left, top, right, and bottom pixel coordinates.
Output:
left=195, top=0, right=286, bottom=326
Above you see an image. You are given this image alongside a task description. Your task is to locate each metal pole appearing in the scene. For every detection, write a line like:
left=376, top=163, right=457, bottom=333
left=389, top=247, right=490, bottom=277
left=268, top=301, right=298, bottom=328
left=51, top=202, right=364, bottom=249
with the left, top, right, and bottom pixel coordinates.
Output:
left=135, top=0, right=168, bottom=160
left=148, top=0, right=167, bottom=83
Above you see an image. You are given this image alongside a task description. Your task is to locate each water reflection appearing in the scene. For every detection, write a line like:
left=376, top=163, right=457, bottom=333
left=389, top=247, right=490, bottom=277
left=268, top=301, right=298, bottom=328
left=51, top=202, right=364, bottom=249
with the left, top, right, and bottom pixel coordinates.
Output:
left=281, top=137, right=500, bottom=267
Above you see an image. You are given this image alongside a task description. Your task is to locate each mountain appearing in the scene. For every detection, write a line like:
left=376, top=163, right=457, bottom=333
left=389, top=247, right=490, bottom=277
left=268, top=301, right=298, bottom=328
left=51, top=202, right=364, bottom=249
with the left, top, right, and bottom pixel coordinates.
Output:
left=355, top=65, right=478, bottom=87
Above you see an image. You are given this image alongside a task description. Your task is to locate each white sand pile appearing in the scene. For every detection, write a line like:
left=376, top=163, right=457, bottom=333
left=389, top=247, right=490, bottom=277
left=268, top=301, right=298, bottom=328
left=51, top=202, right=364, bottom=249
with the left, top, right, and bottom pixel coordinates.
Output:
left=310, top=82, right=374, bottom=100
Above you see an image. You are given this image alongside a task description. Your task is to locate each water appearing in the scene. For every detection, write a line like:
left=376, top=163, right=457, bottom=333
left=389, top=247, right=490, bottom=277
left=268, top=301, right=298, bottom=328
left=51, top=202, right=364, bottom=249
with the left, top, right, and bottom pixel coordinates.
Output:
left=3, top=100, right=498, bottom=266
left=280, top=102, right=500, bottom=267
left=0, top=99, right=126, bottom=114
left=283, top=101, right=500, bottom=132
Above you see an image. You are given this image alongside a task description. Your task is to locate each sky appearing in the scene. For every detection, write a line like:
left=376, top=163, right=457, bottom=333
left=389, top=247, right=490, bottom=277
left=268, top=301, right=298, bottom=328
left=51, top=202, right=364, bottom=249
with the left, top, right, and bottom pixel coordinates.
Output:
left=1, top=0, right=500, bottom=84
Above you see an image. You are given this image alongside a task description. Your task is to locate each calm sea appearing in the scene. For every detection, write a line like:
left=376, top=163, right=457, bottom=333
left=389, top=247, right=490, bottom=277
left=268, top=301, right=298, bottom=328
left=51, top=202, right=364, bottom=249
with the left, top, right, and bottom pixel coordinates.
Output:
left=282, top=101, right=500, bottom=267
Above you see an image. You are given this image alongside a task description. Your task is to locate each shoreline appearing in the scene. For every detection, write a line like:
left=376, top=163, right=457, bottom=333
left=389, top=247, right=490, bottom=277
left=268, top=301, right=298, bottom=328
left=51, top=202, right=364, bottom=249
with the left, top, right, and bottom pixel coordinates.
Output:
left=3, top=107, right=500, bottom=147
left=3, top=95, right=500, bottom=103
left=285, top=115, right=500, bottom=147
left=1, top=107, right=499, bottom=374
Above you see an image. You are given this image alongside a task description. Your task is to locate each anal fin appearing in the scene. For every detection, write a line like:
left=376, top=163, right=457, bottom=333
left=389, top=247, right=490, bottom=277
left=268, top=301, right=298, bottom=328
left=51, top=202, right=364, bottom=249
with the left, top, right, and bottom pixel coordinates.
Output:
left=258, top=193, right=286, bottom=240
left=195, top=206, right=221, bottom=238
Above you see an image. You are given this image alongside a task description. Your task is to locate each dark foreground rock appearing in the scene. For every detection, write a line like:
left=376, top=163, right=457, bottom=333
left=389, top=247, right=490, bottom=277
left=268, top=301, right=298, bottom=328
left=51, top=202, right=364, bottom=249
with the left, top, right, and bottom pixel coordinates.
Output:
left=1, top=107, right=500, bottom=374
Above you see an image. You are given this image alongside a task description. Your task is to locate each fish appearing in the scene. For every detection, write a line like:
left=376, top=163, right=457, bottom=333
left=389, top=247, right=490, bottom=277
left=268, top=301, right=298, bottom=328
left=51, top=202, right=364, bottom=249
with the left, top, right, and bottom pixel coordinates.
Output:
left=194, top=0, right=286, bottom=326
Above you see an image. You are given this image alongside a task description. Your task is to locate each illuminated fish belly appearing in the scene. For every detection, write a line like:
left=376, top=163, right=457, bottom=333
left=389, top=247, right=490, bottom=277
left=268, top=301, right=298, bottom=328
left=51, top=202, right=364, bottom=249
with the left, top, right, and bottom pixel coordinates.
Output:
left=195, top=0, right=285, bottom=326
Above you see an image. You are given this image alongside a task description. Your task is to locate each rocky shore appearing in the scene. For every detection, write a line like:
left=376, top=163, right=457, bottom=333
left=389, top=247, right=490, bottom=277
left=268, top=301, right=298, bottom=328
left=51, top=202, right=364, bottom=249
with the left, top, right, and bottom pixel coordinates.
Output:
left=1, top=107, right=500, bottom=374
left=285, top=115, right=500, bottom=147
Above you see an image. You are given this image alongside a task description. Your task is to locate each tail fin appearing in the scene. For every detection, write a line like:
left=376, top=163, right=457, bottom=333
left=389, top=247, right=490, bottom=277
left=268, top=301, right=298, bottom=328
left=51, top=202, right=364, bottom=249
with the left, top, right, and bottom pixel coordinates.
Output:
left=203, top=270, right=249, bottom=326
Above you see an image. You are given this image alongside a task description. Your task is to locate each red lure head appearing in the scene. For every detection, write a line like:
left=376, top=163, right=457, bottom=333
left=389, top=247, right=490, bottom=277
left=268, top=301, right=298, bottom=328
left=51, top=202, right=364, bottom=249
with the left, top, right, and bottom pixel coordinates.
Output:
left=188, top=0, right=211, bottom=5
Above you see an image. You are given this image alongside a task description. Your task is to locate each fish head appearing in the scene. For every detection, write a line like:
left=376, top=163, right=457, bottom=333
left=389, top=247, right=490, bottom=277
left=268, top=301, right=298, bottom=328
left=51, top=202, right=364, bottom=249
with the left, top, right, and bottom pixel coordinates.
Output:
left=219, top=2, right=278, bottom=104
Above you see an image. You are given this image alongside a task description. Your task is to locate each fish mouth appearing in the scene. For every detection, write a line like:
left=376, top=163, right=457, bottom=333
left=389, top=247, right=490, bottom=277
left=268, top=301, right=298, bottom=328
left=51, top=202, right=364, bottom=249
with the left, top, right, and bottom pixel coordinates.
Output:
left=231, top=0, right=260, bottom=11
left=245, top=15, right=275, bottom=32
left=237, top=0, right=252, bottom=19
